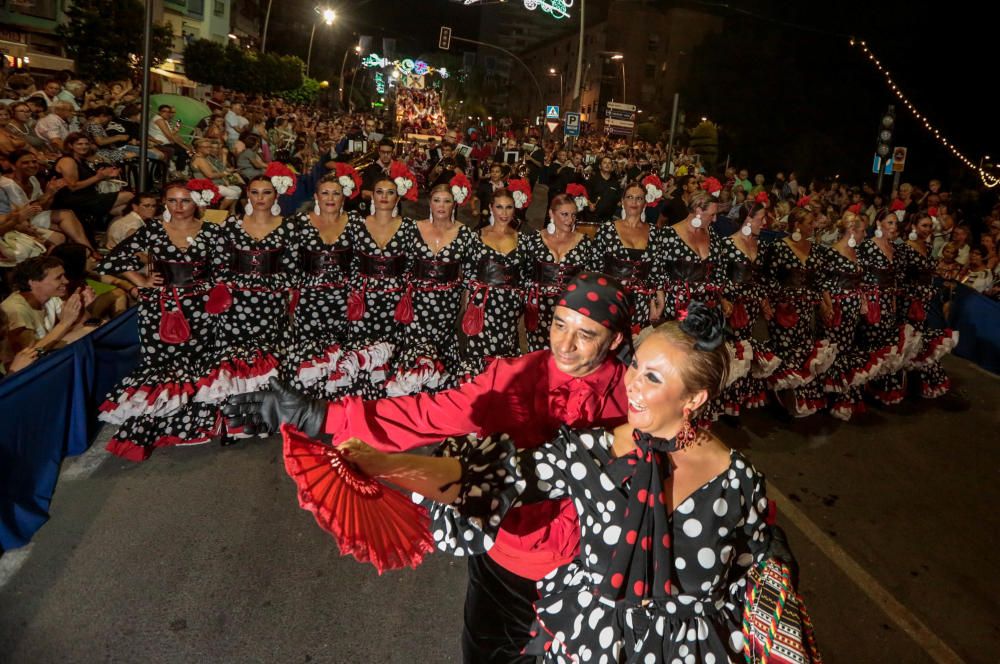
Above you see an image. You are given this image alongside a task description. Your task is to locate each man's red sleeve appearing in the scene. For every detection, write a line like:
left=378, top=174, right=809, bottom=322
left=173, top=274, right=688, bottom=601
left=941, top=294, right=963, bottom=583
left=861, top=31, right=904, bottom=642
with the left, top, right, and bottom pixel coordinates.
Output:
left=323, top=361, right=503, bottom=451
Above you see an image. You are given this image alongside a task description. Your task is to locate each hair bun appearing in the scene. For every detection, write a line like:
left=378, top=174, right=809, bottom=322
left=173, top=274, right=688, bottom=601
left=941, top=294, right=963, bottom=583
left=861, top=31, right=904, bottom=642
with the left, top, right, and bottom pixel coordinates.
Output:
left=679, top=301, right=726, bottom=351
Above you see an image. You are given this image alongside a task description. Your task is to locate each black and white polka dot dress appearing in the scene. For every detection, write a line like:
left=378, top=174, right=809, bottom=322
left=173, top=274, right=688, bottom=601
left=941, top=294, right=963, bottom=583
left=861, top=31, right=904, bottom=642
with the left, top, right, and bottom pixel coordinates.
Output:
left=592, top=223, right=660, bottom=332
left=421, top=430, right=770, bottom=663
left=282, top=211, right=362, bottom=399
left=96, top=219, right=225, bottom=461
left=459, top=232, right=527, bottom=378
left=895, top=243, right=957, bottom=399
left=197, top=216, right=297, bottom=426
left=522, top=231, right=596, bottom=353
left=758, top=239, right=837, bottom=415
left=345, top=217, right=421, bottom=398
left=649, top=226, right=726, bottom=321
left=385, top=222, right=476, bottom=396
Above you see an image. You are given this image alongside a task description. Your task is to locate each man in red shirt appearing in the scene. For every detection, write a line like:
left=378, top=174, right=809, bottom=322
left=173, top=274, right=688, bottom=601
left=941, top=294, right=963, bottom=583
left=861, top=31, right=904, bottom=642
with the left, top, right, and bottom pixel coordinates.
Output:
left=226, top=273, right=631, bottom=663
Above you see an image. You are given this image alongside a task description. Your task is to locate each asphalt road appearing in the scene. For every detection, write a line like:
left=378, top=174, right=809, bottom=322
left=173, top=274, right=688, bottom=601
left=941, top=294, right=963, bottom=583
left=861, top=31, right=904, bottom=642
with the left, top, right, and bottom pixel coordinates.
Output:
left=1, top=355, right=996, bottom=663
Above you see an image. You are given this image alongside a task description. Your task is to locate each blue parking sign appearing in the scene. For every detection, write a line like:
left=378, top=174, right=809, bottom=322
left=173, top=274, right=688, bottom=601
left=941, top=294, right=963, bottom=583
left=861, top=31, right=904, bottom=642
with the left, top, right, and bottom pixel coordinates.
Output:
left=564, top=112, right=580, bottom=137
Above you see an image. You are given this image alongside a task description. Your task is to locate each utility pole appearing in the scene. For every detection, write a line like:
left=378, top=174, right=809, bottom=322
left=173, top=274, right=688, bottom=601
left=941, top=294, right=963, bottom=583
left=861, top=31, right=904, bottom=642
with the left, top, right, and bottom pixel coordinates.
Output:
left=572, top=0, right=585, bottom=112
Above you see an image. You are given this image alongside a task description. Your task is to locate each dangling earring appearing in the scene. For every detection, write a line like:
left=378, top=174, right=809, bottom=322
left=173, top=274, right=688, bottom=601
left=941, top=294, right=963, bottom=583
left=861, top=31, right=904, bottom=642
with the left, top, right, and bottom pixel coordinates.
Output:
left=620, top=206, right=627, bottom=220
left=314, top=200, right=321, bottom=215
left=546, top=218, right=556, bottom=234
left=489, top=211, right=496, bottom=226
left=908, top=229, right=918, bottom=241
left=392, top=205, right=399, bottom=217
left=791, top=229, right=802, bottom=242
left=677, top=407, right=697, bottom=447
left=162, top=208, right=171, bottom=223
left=875, top=227, right=884, bottom=239
left=270, top=202, right=282, bottom=216
left=847, top=233, right=857, bottom=248
left=741, top=223, right=752, bottom=236
left=691, top=214, right=703, bottom=229
left=244, top=201, right=254, bottom=216
left=369, top=201, right=375, bottom=215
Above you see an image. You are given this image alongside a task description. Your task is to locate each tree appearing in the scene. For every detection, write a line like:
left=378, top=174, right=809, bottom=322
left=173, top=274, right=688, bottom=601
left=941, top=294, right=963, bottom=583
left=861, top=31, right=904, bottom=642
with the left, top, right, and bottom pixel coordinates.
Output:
left=183, top=40, right=227, bottom=88
left=280, top=77, right=322, bottom=105
left=184, top=40, right=304, bottom=94
left=58, top=0, right=172, bottom=83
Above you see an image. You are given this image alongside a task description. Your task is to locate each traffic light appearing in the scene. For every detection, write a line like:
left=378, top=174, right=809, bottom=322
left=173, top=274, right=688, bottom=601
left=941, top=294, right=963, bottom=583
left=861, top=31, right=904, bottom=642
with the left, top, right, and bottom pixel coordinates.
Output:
left=439, top=26, right=452, bottom=51
left=876, top=105, right=895, bottom=161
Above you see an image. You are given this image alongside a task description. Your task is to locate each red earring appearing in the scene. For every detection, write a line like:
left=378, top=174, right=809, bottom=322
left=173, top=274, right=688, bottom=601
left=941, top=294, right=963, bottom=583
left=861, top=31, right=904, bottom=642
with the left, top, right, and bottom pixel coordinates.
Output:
left=677, top=407, right=697, bottom=447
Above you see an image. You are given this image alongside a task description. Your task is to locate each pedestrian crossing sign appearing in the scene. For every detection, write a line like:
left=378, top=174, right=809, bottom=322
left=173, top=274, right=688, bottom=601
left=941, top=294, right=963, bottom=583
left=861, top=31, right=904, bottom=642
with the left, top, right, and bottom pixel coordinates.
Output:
left=546, top=105, right=560, bottom=119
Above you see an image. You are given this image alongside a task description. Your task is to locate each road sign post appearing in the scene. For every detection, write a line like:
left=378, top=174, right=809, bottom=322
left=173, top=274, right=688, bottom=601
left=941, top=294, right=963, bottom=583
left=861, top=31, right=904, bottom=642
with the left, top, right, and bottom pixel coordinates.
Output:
left=438, top=26, right=451, bottom=50
left=564, top=112, right=580, bottom=137
left=546, top=105, right=560, bottom=120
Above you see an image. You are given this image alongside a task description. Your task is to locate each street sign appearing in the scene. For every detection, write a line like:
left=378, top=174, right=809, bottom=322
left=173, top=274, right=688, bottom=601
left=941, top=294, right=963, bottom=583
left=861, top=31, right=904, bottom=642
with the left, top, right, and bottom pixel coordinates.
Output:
left=438, top=26, right=452, bottom=50
left=874, top=155, right=892, bottom=174
left=607, top=101, right=637, bottom=112
left=546, top=105, right=560, bottom=119
left=893, top=146, right=907, bottom=172
left=608, top=108, right=636, bottom=121
left=605, top=117, right=635, bottom=129
left=872, top=155, right=880, bottom=175
left=546, top=119, right=561, bottom=134
left=564, top=112, right=580, bottom=137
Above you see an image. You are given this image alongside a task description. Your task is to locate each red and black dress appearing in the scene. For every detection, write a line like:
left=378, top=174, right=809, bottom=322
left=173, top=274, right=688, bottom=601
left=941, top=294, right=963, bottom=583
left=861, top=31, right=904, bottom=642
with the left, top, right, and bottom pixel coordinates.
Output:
left=97, top=219, right=225, bottom=461
left=593, top=222, right=660, bottom=333
left=649, top=226, right=725, bottom=321
left=522, top=231, right=595, bottom=353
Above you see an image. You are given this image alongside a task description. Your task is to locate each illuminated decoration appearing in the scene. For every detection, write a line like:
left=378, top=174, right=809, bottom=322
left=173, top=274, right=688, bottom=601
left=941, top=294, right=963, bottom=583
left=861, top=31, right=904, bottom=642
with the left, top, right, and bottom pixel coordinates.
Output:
left=851, top=38, right=999, bottom=188
left=375, top=72, right=386, bottom=94
left=360, top=53, right=450, bottom=79
left=463, top=0, right=572, bottom=19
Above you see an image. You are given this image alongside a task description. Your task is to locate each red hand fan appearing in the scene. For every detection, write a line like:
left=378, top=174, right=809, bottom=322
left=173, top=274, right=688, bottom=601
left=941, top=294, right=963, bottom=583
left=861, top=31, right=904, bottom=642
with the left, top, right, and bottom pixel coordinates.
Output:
left=281, top=424, right=435, bottom=574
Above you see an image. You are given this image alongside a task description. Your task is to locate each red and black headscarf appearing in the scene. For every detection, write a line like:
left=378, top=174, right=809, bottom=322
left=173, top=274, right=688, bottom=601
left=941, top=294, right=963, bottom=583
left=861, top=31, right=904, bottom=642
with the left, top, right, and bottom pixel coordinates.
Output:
left=557, top=272, right=632, bottom=335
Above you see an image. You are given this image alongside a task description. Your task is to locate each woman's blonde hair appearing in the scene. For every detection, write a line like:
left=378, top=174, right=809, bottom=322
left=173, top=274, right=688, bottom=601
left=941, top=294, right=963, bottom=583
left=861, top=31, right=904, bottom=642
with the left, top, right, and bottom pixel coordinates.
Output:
left=637, top=320, right=730, bottom=411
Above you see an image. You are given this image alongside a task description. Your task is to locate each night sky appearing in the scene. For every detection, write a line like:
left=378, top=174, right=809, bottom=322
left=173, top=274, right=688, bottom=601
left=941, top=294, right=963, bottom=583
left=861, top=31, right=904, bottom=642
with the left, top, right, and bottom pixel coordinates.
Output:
left=272, top=0, right=995, bottom=186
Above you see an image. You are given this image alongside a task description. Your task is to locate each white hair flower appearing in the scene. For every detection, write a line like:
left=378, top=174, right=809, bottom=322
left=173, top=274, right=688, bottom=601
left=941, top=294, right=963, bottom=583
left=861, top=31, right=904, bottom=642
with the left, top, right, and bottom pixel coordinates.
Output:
left=394, top=176, right=413, bottom=198
left=451, top=185, right=469, bottom=205
left=338, top=175, right=355, bottom=197
left=271, top=175, right=293, bottom=195
left=512, top=190, right=528, bottom=209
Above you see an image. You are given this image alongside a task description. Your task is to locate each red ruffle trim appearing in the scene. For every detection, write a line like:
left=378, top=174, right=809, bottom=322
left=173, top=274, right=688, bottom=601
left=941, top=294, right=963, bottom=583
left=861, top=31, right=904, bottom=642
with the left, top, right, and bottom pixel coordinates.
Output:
left=768, top=341, right=835, bottom=390
left=98, top=381, right=198, bottom=423
left=830, top=398, right=866, bottom=422
left=870, top=386, right=906, bottom=406
left=911, top=329, right=959, bottom=368
left=105, top=418, right=220, bottom=463
left=922, top=377, right=951, bottom=399
left=194, top=351, right=281, bottom=403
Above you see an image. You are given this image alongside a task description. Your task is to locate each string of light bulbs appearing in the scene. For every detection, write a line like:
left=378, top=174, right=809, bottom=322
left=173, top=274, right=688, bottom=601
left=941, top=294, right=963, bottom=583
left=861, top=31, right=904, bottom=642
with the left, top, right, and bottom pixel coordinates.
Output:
left=850, top=38, right=999, bottom=188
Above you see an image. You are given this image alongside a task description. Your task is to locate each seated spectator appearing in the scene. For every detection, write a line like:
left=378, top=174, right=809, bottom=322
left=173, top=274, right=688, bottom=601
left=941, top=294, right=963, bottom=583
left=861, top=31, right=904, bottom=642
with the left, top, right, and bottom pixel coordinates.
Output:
left=50, top=243, right=130, bottom=319
left=236, top=134, right=267, bottom=180
left=936, top=243, right=966, bottom=282
left=962, top=246, right=994, bottom=293
left=53, top=132, right=134, bottom=227
left=84, top=106, right=135, bottom=164
left=0, top=149, right=100, bottom=255
left=148, top=104, right=192, bottom=174
left=29, top=78, right=64, bottom=110
left=114, top=103, right=164, bottom=161
left=0, top=213, right=47, bottom=268
left=0, top=308, right=39, bottom=376
left=0, top=105, right=31, bottom=154
left=106, top=192, right=156, bottom=250
left=951, top=225, right=972, bottom=265
left=1, top=256, right=94, bottom=356
left=34, top=100, right=75, bottom=153
left=5, top=101, right=50, bottom=153
left=225, top=102, right=249, bottom=148
left=190, top=138, right=240, bottom=210
left=3, top=73, right=37, bottom=103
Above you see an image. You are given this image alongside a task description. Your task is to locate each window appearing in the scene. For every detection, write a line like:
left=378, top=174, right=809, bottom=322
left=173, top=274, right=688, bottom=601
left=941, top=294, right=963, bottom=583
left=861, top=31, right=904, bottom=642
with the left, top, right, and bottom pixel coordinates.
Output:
left=214, top=0, right=225, bottom=16
left=187, top=0, right=204, bottom=16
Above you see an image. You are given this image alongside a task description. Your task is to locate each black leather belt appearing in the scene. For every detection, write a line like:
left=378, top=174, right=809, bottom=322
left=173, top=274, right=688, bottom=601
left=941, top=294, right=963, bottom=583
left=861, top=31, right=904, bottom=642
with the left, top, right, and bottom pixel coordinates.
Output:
left=413, top=258, right=461, bottom=283
left=358, top=252, right=406, bottom=279
left=777, top=266, right=811, bottom=289
left=153, top=260, right=207, bottom=287
left=870, top=268, right=895, bottom=288
left=905, top=268, right=934, bottom=286
left=474, top=257, right=519, bottom=286
left=533, top=260, right=581, bottom=287
left=830, top=271, right=863, bottom=290
left=302, top=248, right=351, bottom=276
left=231, top=247, right=284, bottom=276
left=665, top=259, right=712, bottom=283
left=603, top=254, right=651, bottom=283
left=726, top=261, right=755, bottom=285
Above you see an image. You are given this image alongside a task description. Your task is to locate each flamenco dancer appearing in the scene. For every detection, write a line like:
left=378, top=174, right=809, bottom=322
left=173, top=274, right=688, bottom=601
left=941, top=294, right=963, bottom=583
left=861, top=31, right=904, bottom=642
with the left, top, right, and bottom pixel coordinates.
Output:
left=522, top=194, right=595, bottom=352
left=593, top=182, right=663, bottom=332
left=388, top=178, right=476, bottom=395
left=97, top=180, right=225, bottom=461
left=758, top=207, right=837, bottom=416
left=859, top=210, right=919, bottom=406
left=283, top=172, right=363, bottom=399
left=709, top=202, right=780, bottom=419
left=225, top=272, right=632, bottom=664
left=898, top=212, right=959, bottom=398
left=197, top=174, right=298, bottom=439
left=460, top=188, right=525, bottom=377
left=335, top=303, right=815, bottom=664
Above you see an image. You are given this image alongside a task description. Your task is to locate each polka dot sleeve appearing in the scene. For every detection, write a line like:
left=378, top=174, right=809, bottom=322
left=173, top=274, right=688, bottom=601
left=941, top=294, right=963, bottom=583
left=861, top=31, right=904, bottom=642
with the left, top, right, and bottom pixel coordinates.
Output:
left=724, top=469, right=771, bottom=602
left=416, top=432, right=570, bottom=557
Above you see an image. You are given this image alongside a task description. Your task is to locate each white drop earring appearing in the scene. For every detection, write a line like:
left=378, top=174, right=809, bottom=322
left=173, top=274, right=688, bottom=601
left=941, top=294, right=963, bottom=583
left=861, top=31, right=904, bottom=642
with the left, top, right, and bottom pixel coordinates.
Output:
left=244, top=201, right=254, bottom=216
left=691, top=214, right=703, bottom=229
left=908, top=229, right=918, bottom=241
left=369, top=201, right=375, bottom=215
left=489, top=212, right=495, bottom=226
left=875, top=228, right=884, bottom=239
left=546, top=219, right=556, bottom=234
left=392, top=205, right=399, bottom=217
left=271, top=202, right=282, bottom=216
left=162, top=208, right=171, bottom=223
left=620, top=206, right=627, bottom=220
left=314, top=201, right=321, bottom=215
left=741, top=223, right=752, bottom=236
left=791, top=230, right=802, bottom=242
left=847, top=234, right=857, bottom=248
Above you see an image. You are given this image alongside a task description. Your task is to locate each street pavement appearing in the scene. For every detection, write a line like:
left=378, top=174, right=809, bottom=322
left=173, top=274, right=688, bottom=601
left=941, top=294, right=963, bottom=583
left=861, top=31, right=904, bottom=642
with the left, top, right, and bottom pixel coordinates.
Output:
left=1, top=356, right=996, bottom=663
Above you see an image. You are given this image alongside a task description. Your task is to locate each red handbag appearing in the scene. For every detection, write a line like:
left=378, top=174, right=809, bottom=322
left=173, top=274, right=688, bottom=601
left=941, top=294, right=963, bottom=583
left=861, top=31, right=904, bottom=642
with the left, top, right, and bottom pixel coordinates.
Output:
left=729, top=300, right=750, bottom=330
left=907, top=299, right=926, bottom=323
left=865, top=296, right=881, bottom=325
left=774, top=302, right=799, bottom=328
left=159, top=288, right=191, bottom=345
left=394, top=283, right=414, bottom=324
left=205, top=282, right=232, bottom=315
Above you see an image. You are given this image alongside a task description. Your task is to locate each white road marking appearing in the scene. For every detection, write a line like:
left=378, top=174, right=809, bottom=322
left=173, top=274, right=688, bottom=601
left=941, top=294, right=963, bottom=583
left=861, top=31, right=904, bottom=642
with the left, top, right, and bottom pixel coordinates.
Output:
left=0, top=543, right=33, bottom=590
left=769, top=484, right=966, bottom=664
left=59, top=426, right=113, bottom=481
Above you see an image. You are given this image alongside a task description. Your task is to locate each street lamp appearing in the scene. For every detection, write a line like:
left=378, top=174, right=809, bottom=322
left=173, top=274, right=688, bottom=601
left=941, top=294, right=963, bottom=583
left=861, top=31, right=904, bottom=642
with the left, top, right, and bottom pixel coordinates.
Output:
left=610, top=53, right=625, bottom=104
left=548, top=67, right=564, bottom=107
left=306, top=7, right=336, bottom=77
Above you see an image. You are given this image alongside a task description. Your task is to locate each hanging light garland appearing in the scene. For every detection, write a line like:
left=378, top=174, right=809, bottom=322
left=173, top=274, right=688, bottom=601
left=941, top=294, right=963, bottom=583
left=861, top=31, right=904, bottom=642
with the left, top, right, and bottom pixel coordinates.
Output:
left=461, top=0, right=572, bottom=20
left=361, top=53, right=449, bottom=79
left=850, top=38, right=999, bottom=188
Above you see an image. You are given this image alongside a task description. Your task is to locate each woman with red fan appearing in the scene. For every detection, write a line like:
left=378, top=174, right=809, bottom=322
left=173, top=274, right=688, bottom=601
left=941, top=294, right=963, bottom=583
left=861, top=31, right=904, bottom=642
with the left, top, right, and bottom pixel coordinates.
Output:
left=95, top=180, right=226, bottom=461
left=344, top=176, right=421, bottom=398
left=593, top=182, right=663, bottom=333
left=706, top=201, right=781, bottom=420
left=282, top=174, right=364, bottom=399
left=195, top=174, right=298, bottom=440
left=383, top=181, right=476, bottom=396
left=336, top=303, right=817, bottom=664
left=521, top=194, right=596, bottom=352
left=758, top=207, right=837, bottom=416
left=460, top=188, right=526, bottom=376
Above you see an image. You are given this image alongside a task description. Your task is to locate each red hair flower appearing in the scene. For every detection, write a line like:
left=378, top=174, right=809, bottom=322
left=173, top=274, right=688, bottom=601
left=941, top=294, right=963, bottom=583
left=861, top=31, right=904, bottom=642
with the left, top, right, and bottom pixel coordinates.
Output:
left=641, top=174, right=664, bottom=206
left=449, top=172, right=473, bottom=206
left=754, top=191, right=769, bottom=205
left=333, top=162, right=363, bottom=200
left=796, top=195, right=812, bottom=208
left=889, top=198, right=907, bottom=212
left=186, top=178, right=221, bottom=207
left=265, top=162, right=297, bottom=196
left=566, top=183, right=590, bottom=212
left=389, top=161, right=419, bottom=201
left=508, top=178, right=533, bottom=210
left=847, top=202, right=863, bottom=215
left=701, top=177, right=722, bottom=197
